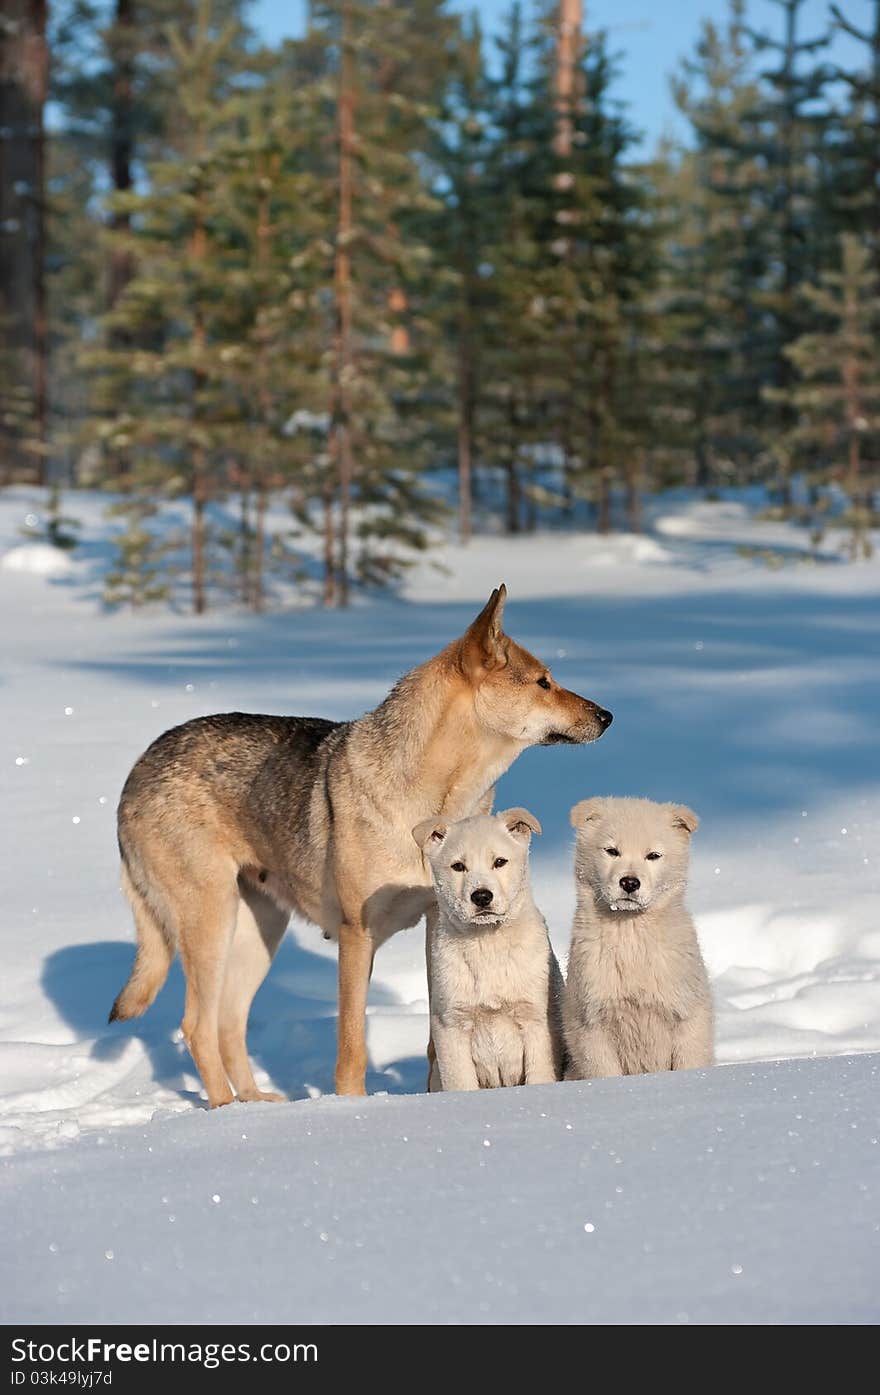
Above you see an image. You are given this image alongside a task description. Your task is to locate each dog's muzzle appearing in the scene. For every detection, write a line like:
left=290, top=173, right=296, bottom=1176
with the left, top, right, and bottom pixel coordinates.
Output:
left=542, top=705, right=613, bottom=745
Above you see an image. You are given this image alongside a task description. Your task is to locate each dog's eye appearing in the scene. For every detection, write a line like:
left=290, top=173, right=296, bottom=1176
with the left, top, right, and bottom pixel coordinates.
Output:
left=645, top=851, right=662, bottom=861
left=493, top=857, right=508, bottom=869
left=536, top=676, right=551, bottom=690
left=450, top=861, right=466, bottom=873
left=604, top=846, right=620, bottom=858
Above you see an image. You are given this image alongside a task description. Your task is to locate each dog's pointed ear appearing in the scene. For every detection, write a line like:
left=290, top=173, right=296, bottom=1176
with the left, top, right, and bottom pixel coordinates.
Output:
left=498, top=807, right=541, bottom=842
left=570, top=798, right=604, bottom=828
left=670, top=804, right=699, bottom=836
left=460, top=584, right=508, bottom=672
left=412, top=818, right=450, bottom=852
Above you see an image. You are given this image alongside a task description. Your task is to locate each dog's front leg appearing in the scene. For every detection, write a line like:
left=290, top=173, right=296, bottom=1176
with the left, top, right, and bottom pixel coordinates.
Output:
left=522, top=1022, right=559, bottom=1085
left=565, top=1024, right=622, bottom=1080
left=432, top=1019, right=480, bottom=1092
left=671, top=1002, right=714, bottom=1071
left=335, top=921, right=375, bottom=1096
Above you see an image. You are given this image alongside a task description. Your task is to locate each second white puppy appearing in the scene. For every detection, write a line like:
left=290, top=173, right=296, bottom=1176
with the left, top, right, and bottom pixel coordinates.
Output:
left=413, top=808, right=564, bottom=1092
left=564, top=797, right=714, bottom=1079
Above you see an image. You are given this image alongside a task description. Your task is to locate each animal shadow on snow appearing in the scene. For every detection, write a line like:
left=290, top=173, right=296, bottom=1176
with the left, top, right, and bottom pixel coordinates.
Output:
left=41, top=933, right=427, bottom=1107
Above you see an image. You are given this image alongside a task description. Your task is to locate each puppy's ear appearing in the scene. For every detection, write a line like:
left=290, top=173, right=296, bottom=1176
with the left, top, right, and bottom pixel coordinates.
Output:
left=412, top=818, right=450, bottom=852
left=460, top=584, right=508, bottom=672
left=670, top=804, right=699, bottom=836
left=498, top=807, right=541, bottom=842
left=570, top=797, right=604, bottom=829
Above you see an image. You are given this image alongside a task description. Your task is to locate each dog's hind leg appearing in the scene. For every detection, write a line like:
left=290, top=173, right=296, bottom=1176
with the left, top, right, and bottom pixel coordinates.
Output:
left=424, top=905, right=438, bottom=1092
left=334, top=921, right=375, bottom=1096
left=177, top=877, right=239, bottom=1108
left=218, top=881, right=289, bottom=1102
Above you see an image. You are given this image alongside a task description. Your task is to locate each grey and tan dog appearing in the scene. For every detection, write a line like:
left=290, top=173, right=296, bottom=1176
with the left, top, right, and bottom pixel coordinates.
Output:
left=564, top=797, right=714, bottom=1080
left=413, top=808, right=564, bottom=1092
left=110, top=585, right=612, bottom=1105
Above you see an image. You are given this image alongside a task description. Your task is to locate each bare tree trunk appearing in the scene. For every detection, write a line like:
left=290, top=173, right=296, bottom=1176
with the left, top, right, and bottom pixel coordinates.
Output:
left=0, top=0, right=48, bottom=483
left=553, top=0, right=584, bottom=161
left=192, top=457, right=207, bottom=614
left=457, top=311, right=473, bottom=543
left=331, top=2, right=356, bottom=608
left=388, top=283, right=409, bottom=356
left=190, top=190, right=208, bottom=614
left=322, top=481, right=336, bottom=606
left=253, top=177, right=276, bottom=613
left=596, top=466, right=611, bottom=535
left=625, top=460, right=642, bottom=533
left=109, top=0, right=135, bottom=311
left=253, top=487, right=267, bottom=609
left=238, top=479, right=252, bottom=605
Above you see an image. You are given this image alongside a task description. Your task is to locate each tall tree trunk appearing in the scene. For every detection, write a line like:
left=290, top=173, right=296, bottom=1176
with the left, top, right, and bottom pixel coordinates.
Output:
left=109, top=0, right=135, bottom=311
left=253, top=178, right=276, bottom=614
left=238, top=478, right=252, bottom=605
left=192, top=457, right=207, bottom=615
left=388, top=283, right=409, bottom=355
left=596, top=466, right=611, bottom=535
left=0, top=0, right=48, bottom=483
left=625, top=460, right=642, bottom=533
left=457, top=307, right=474, bottom=543
left=553, top=0, right=583, bottom=161
left=190, top=189, right=208, bottom=614
left=505, top=459, right=521, bottom=533
left=322, top=480, right=336, bottom=606
left=331, top=3, right=355, bottom=608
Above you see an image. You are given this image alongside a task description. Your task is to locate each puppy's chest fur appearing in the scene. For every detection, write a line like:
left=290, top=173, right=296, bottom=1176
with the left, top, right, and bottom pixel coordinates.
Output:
left=569, top=909, right=704, bottom=1021
left=433, top=915, right=551, bottom=1023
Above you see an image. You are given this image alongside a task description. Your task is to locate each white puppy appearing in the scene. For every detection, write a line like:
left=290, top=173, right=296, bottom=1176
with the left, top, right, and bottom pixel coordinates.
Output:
left=412, top=808, right=564, bottom=1092
left=564, top=797, right=713, bottom=1079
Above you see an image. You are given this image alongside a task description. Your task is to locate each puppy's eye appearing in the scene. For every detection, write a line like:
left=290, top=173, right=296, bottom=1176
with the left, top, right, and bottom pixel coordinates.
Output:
left=450, top=861, right=466, bottom=873
left=493, top=857, right=508, bottom=869
left=604, top=846, right=620, bottom=858
left=536, top=675, right=551, bottom=690
left=645, top=851, right=662, bottom=861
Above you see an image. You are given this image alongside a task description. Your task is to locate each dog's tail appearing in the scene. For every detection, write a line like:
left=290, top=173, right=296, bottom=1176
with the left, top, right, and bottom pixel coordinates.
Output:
left=109, top=860, right=175, bottom=1022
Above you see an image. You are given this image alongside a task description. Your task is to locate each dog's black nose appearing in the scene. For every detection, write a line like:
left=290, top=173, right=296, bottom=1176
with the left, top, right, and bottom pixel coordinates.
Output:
left=597, top=707, right=613, bottom=728
left=471, top=887, right=494, bottom=908
left=619, top=875, right=640, bottom=894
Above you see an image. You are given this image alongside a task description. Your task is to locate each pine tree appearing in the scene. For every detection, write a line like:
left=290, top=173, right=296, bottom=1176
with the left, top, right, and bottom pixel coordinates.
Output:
left=104, top=498, right=171, bottom=605
left=83, top=0, right=251, bottom=612
left=425, top=12, right=489, bottom=543
left=741, top=0, right=831, bottom=492
left=826, top=2, right=880, bottom=272
left=310, top=1, right=453, bottom=604
left=670, top=0, right=767, bottom=488
left=0, top=0, right=48, bottom=483
left=771, top=235, right=880, bottom=558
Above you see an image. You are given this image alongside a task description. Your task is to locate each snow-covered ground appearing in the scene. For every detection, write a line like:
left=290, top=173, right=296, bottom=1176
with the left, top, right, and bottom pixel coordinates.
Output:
left=1, top=486, right=878, bottom=1323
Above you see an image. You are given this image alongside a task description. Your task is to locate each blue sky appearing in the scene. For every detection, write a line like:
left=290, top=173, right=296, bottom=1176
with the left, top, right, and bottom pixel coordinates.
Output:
left=250, top=0, right=872, bottom=152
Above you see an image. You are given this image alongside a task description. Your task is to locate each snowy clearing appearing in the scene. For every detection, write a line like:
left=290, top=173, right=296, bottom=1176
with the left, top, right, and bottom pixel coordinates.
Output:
left=1, top=486, right=878, bottom=1323
left=3, top=1054, right=878, bottom=1325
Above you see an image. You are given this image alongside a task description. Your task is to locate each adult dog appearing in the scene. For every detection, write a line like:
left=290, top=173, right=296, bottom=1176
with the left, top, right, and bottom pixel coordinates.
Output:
left=110, top=585, right=612, bottom=1104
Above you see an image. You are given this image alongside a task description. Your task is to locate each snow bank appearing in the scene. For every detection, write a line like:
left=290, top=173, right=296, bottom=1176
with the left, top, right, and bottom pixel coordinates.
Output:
left=1, top=542, right=74, bottom=576
left=2, top=1053, right=877, bottom=1324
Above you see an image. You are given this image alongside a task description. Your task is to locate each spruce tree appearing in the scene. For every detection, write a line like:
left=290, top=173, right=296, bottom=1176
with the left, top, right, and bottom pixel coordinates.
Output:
left=83, top=0, right=250, bottom=612
left=309, top=1, right=453, bottom=603
left=771, top=235, right=880, bottom=558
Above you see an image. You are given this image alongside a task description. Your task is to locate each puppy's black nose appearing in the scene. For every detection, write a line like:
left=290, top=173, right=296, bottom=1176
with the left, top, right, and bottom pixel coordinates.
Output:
left=619, top=875, right=640, bottom=894
left=471, top=887, right=493, bottom=908
left=597, top=707, right=613, bottom=728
